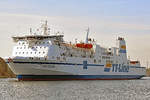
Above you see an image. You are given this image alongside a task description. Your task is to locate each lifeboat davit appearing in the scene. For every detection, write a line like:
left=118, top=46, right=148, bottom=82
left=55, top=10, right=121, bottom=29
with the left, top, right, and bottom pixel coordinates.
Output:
left=76, top=43, right=93, bottom=49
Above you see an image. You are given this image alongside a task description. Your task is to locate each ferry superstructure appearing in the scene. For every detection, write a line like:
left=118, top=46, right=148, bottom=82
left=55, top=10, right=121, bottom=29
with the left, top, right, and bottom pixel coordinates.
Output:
left=6, top=21, right=146, bottom=81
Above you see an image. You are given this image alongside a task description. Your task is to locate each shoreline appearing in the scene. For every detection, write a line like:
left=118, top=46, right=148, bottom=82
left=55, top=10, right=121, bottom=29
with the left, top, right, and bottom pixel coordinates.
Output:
left=0, top=57, right=16, bottom=78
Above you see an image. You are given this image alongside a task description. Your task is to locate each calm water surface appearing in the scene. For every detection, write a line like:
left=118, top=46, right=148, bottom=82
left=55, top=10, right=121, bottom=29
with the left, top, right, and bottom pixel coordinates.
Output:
left=0, top=77, right=150, bottom=100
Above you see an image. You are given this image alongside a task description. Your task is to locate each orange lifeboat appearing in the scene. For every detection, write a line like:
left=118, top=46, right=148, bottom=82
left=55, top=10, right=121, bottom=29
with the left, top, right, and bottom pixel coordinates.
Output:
left=76, top=43, right=93, bottom=49
left=130, top=61, right=139, bottom=64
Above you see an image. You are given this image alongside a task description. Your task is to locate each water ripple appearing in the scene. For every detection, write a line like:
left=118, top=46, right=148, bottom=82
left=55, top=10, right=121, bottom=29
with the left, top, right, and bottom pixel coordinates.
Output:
left=0, top=78, right=150, bottom=100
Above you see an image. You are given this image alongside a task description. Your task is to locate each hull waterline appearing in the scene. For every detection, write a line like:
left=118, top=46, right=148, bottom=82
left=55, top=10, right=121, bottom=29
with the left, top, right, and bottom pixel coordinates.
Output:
left=17, top=75, right=145, bottom=81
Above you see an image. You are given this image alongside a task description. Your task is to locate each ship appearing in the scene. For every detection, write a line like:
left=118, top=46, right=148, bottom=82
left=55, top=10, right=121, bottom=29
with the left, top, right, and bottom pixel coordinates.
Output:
left=6, top=21, right=146, bottom=81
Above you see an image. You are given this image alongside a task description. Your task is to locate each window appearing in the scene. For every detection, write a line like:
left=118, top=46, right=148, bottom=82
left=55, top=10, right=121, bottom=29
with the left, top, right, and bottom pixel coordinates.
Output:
left=39, top=52, right=41, bottom=54
left=43, top=42, right=45, bottom=44
left=22, top=52, right=24, bottom=54
left=35, top=52, right=36, bottom=54
left=24, top=47, right=26, bottom=49
left=98, top=60, right=101, bottom=63
left=43, top=52, right=45, bottom=54
left=20, top=47, right=22, bottom=49
left=31, top=52, right=32, bottom=54
left=19, top=52, right=21, bottom=54
left=94, top=59, right=96, bottom=63
left=17, top=47, right=19, bottom=49
left=16, top=52, right=17, bottom=54
left=26, top=52, right=28, bottom=54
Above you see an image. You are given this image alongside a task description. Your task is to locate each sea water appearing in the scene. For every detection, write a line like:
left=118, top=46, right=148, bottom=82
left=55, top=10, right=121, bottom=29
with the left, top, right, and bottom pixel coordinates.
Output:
left=0, top=77, right=150, bottom=100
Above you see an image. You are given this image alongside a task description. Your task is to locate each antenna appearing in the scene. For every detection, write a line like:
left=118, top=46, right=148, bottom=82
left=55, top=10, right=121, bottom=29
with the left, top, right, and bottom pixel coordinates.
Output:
left=85, top=27, right=90, bottom=44
left=43, top=20, right=48, bottom=35
left=116, top=34, right=118, bottom=47
left=147, top=60, right=149, bottom=69
left=75, top=38, right=77, bottom=43
left=30, top=28, right=32, bottom=35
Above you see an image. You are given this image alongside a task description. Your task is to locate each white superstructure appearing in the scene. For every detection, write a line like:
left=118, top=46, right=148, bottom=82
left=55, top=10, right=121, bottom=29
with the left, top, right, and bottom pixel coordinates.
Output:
left=6, top=21, right=146, bottom=81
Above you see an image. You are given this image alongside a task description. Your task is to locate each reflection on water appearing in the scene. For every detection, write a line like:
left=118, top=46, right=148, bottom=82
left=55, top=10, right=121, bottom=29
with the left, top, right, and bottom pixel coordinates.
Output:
left=0, top=77, right=150, bottom=100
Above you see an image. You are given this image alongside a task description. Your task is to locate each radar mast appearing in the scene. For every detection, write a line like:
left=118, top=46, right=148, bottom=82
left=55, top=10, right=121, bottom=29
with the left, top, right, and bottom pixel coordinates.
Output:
left=85, top=27, right=90, bottom=44
left=43, top=20, right=48, bottom=35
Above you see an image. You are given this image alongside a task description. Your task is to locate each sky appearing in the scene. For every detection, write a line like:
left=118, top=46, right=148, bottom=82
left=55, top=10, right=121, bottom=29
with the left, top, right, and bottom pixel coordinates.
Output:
left=0, top=0, right=150, bottom=67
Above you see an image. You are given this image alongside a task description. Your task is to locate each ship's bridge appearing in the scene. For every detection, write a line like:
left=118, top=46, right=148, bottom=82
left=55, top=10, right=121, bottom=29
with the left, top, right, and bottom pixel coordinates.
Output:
left=12, top=35, right=64, bottom=42
left=12, top=35, right=64, bottom=59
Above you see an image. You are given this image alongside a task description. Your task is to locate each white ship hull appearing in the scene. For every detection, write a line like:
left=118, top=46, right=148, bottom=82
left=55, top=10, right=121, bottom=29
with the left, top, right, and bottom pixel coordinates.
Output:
left=8, top=21, right=146, bottom=81
left=7, top=60, right=146, bottom=81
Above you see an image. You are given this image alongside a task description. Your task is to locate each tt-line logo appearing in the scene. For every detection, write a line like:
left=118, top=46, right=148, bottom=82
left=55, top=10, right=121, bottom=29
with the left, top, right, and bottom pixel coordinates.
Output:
left=104, top=64, right=129, bottom=72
